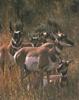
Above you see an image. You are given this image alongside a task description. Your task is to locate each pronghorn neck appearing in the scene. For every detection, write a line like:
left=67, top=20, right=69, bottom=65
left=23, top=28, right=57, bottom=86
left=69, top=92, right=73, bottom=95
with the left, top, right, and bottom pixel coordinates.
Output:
left=12, top=38, right=22, bottom=48
left=56, top=43, right=63, bottom=50
left=57, top=61, right=68, bottom=78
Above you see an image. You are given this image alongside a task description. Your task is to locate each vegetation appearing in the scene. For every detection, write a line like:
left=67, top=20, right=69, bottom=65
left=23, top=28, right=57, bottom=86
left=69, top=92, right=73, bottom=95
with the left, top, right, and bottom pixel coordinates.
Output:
left=0, top=0, right=79, bottom=100
left=0, top=0, right=79, bottom=33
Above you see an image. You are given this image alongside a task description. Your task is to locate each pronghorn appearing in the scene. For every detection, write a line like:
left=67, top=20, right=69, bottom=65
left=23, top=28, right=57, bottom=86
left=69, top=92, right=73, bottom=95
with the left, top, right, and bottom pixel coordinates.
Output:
left=43, top=59, right=72, bottom=87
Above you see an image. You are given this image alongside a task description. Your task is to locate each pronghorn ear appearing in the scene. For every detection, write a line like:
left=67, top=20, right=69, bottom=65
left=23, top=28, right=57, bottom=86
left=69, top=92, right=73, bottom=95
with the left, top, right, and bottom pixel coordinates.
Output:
left=9, top=22, right=14, bottom=35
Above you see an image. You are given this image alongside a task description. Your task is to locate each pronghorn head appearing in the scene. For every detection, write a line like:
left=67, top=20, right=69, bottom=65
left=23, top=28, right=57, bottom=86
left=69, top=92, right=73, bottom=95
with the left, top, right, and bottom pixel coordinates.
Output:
left=55, top=31, right=74, bottom=47
left=13, top=31, right=21, bottom=42
left=30, top=35, right=39, bottom=46
left=57, top=59, right=72, bottom=75
left=11, top=30, right=23, bottom=47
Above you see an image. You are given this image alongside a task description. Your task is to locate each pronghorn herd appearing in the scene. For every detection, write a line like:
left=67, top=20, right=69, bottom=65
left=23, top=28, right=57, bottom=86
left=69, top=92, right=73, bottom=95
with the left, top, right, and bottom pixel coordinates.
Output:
left=0, top=30, right=74, bottom=88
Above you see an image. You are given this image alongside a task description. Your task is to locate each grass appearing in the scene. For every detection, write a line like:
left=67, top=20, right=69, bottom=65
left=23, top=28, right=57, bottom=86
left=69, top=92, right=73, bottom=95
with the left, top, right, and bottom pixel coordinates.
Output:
left=0, top=33, right=79, bottom=100
left=0, top=56, right=79, bottom=100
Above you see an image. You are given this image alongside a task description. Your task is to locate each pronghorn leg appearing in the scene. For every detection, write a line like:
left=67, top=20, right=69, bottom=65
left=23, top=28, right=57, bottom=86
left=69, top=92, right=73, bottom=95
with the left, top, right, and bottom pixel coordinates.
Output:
left=60, top=76, right=68, bottom=87
left=23, top=64, right=31, bottom=77
left=47, top=71, right=50, bottom=85
left=21, top=64, right=30, bottom=80
left=39, top=71, right=44, bottom=100
left=20, top=64, right=31, bottom=91
left=20, top=66, right=25, bottom=85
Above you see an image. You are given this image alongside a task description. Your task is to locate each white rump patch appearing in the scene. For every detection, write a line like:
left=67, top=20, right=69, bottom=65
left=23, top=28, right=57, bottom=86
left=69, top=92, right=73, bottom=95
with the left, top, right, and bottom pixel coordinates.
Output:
left=25, top=56, right=39, bottom=71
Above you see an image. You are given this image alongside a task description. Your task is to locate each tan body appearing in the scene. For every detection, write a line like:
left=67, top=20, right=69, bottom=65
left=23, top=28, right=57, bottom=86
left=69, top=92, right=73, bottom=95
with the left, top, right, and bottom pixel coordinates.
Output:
left=14, top=42, right=57, bottom=72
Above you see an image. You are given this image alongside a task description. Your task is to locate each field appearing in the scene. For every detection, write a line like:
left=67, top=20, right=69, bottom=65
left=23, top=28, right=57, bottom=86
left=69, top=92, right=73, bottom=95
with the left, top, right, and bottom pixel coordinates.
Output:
left=0, top=0, right=79, bottom=100
left=0, top=32, right=79, bottom=100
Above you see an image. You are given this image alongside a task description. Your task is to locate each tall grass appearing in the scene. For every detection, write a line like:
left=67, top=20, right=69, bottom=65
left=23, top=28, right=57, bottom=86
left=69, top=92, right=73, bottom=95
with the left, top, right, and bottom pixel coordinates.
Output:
left=0, top=54, right=79, bottom=100
left=0, top=32, right=79, bottom=100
